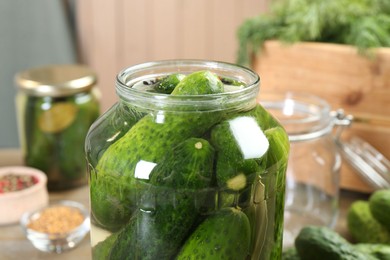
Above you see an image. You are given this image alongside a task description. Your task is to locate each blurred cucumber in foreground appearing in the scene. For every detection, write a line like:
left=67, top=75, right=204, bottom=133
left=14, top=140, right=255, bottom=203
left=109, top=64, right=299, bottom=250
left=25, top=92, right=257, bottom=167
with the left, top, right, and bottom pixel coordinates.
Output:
left=283, top=226, right=383, bottom=260
left=347, top=189, right=390, bottom=244
left=15, top=64, right=100, bottom=190
left=283, top=189, right=390, bottom=260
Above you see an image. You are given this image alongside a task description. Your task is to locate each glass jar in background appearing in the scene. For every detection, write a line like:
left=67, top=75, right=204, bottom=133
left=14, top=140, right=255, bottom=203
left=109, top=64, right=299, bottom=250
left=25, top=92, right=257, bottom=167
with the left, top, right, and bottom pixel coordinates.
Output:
left=15, top=64, right=100, bottom=191
left=85, top=60, right=290, bottom=260
left=260, top=92, right=343, bottom=248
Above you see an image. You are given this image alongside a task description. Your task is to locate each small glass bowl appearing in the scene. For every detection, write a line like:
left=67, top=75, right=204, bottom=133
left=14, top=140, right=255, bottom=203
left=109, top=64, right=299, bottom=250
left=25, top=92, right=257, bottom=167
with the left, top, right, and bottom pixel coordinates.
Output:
left=20, top=200, right=90, bottom=253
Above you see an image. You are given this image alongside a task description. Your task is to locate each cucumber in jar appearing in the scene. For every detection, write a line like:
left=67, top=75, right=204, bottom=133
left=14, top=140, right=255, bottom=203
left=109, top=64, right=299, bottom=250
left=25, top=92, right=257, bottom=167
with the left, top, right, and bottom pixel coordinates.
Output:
left=86, top=101, right=146, bottom=166
left=258, top=126, right=289, bottom=260
left=23, top=96, right=54, bottom=173
left=176, top=207, right=251, bottom=260
left=210, top=104, right=278, bottom=205
left=87, top=61, right=290, bottom=260
left=23, top=96, right=87, bottom=173
left=91, top=71, right=225, bottom=231
left=58, top=93, right=100, bottom=179
left=153, top=73, right=185, bottom=94
left=93, top=138, right=215, bottom=260
left=210, top=105, right=270, bottom=192
left=209, top=107, right=289, bottom=259
left=23, top=93, right=99, bottom=189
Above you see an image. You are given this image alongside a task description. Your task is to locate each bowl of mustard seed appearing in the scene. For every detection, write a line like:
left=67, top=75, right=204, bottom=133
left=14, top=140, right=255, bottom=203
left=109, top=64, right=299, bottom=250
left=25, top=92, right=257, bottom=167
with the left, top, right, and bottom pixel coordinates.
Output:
left=0, top=166, right=48, bottom=225
left=20, top=200, right=90, bottom=253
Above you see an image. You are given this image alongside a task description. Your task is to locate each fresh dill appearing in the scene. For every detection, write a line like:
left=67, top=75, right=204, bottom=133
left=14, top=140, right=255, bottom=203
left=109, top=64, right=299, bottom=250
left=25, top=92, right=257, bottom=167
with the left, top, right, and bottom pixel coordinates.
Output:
left=237, top=0, right=390, bottom=66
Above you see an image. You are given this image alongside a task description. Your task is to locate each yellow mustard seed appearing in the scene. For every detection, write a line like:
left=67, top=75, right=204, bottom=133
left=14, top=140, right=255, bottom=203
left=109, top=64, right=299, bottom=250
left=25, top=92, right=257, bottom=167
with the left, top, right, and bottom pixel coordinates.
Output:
left=27, top=206, right=84, bottom=234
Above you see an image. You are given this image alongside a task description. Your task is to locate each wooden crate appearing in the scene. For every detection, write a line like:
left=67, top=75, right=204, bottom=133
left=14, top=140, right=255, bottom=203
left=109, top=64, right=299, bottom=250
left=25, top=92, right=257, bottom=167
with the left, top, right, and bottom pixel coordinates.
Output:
left=253, top=40, right=390, bottom=193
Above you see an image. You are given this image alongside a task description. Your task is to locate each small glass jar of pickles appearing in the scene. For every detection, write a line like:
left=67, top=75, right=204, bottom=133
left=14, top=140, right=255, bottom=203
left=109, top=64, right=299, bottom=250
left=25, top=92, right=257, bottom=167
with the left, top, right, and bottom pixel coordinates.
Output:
left=15, top=64, right=100, bottom=190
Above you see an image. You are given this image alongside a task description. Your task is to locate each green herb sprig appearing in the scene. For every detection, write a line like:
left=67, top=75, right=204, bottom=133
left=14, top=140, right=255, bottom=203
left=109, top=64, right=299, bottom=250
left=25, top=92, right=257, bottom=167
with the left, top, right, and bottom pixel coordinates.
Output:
left=237, top=0, right=390, bottom=66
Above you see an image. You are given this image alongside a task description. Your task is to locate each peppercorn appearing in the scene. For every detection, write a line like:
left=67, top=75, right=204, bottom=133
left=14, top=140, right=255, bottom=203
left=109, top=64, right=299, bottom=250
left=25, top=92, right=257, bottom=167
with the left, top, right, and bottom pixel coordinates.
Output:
left=27, top=205, right=84, bottom=234
left=0, top=174, right=38, bottom=193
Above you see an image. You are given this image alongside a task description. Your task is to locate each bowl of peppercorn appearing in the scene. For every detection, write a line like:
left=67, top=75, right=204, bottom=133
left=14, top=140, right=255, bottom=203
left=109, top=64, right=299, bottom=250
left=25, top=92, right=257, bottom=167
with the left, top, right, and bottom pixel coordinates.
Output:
left=20, top=200, right=90, bottom=253
left=0, top=166, right=49, bottom=225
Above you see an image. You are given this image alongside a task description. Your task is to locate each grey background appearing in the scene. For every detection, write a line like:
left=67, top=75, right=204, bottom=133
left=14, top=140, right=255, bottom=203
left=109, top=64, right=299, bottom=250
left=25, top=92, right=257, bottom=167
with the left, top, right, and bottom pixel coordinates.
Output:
left=0, top=0, right=76, bottom=148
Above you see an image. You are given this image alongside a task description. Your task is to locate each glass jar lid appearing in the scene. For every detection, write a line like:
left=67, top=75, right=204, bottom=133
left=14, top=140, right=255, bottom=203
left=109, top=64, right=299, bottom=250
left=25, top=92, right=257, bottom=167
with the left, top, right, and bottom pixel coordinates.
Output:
left=15, top=64, right=97, bottom=97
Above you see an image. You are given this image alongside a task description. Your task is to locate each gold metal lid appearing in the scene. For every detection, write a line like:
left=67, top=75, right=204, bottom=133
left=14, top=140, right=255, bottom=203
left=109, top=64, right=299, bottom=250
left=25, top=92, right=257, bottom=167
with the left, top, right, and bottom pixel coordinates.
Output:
left=15, top=64, right=97, bottom=97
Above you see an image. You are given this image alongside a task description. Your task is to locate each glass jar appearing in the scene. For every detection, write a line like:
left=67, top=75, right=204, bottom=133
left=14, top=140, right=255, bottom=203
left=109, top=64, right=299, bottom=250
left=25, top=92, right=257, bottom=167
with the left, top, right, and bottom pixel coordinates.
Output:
left=260, top=92, right=342, bottom=248
left=85, top=60, right=290, bottom=260
left=15, top=64, right=100, bottom=191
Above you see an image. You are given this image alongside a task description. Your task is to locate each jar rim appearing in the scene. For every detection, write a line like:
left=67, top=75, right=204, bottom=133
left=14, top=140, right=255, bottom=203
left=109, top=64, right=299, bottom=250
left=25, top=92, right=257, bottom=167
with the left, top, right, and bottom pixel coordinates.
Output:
left=259, top=91, right=333, bottom=141
left=115, top=60, right=260, bottom=112
left=15, top=64, right=97, bottom=97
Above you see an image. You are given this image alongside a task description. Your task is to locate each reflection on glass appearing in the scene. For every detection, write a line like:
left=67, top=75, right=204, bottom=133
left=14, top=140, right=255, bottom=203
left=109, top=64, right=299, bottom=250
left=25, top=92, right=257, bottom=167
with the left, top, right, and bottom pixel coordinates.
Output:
left=229, top=116, right=269, bottom=160
left=134, top=160, right=157, bottom=180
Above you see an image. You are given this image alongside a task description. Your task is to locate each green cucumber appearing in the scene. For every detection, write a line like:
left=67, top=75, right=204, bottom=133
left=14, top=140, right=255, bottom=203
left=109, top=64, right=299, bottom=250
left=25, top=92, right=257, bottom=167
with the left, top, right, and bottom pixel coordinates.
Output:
left=154, top=73, right=185, bottom=94
left=264, top=126, right=290, bottom=169
left=171, top=70, right=223, bottom=95
left=23, top=93, right=99, bottom=189
left=347, top=200, right=390, bottom=244
left=105, top=138, right=214, bottom=260
left=210, top=105, right=272, bottom=191
left=23, top=96, right=53, bottom=173
left=86, top=102, right=145, bottom=166
left=148, top=138, right=214, bottom=188
left=209, top=107, right=288, bottom=259
left=92, top=232, right=119, bottom=260
left=91, top=71, right=224, bottom=231
left=176, top=207, right=251, bottom=260
left=295, top=226, right=374, bottom=260
left=354, top=243, right=390, bottom=260
left=369, top=189, right=390, bottom=230
left=210, top=104, right=283, bottom=191
left=282, top=247, right=300, bottom=260
left=262, top=126, right=289, bottom=260
left=58, top=93, right=100, bottom=180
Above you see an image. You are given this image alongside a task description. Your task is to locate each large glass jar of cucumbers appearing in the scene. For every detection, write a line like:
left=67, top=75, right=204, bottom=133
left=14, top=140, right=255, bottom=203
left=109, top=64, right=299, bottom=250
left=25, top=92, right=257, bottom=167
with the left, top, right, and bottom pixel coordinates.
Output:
left=15, top=64, right=100, bottom=190
left=86, top=60, right=289, bottom=260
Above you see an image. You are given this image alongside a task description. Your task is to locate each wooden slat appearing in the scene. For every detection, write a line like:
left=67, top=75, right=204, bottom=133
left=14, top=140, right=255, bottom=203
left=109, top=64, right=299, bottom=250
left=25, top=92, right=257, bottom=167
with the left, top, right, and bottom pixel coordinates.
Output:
left=114, top=0, right=126, bottom=70
left=176, top=0, right=208, bottom=59
left=254, top=41, right=390, bottom=117
left=209, top=0, right=239, bottom=62
left=122, top=0, right=149, bottom=66
left=89, top=0, right=119, bottom=110
left=148, top=0, right=180, bottom=60
left=76, top=0, right=96, bottom=65
left=242, top=0, right=270, bottom=17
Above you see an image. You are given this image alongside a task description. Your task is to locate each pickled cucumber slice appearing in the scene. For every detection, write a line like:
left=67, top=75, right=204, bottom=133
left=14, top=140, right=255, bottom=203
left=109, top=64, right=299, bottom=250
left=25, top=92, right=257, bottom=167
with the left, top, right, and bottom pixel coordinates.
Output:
left=38, top=103, right=78, bottom=133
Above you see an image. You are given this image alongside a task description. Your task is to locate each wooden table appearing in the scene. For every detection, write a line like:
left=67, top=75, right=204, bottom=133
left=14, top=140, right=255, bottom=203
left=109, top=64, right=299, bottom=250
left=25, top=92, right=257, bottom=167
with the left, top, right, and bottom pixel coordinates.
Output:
left=0, top=149, right=369, bottom=260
